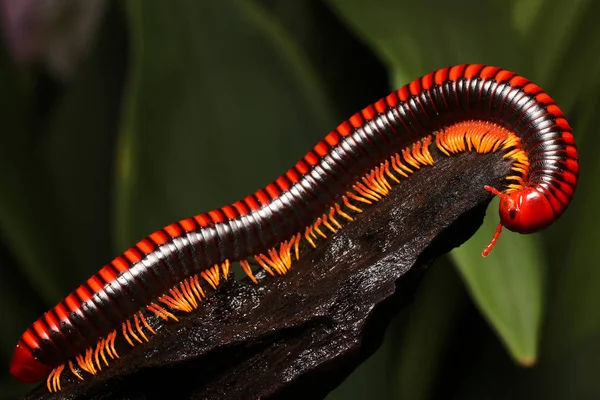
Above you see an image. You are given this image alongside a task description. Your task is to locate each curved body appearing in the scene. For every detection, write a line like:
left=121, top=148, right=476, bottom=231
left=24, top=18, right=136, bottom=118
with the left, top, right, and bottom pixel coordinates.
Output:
left=10, top=64, right=578, bottom=385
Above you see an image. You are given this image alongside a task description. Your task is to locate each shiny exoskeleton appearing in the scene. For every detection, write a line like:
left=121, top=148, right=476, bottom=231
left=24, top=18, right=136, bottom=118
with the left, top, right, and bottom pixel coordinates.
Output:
left=10, top=64, right=579, bottom=383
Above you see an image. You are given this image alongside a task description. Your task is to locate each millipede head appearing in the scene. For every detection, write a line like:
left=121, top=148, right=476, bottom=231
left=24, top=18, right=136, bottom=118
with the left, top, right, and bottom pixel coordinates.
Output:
left=496, top=186, right=555, bottom=234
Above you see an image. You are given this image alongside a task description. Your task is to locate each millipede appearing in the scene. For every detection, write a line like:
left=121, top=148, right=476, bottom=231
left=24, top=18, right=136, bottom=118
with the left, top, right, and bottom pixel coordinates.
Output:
left=10, top=64, right=579, bottom=392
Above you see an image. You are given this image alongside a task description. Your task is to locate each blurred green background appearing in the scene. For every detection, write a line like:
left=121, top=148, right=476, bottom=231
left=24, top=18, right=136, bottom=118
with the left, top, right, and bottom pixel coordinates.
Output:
left=1, top=0, right=599, bottom=399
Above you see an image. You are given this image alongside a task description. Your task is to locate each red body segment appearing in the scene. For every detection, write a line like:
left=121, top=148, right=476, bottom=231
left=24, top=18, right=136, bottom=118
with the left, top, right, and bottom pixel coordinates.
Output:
left=10, top=64, right=579, bottom=385
left=10, top=342, right=52, bottom=383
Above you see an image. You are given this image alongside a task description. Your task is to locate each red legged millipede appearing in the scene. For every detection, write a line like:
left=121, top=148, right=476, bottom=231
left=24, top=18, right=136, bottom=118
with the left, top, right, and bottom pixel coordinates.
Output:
left=10, top=64, right=579, bottom=392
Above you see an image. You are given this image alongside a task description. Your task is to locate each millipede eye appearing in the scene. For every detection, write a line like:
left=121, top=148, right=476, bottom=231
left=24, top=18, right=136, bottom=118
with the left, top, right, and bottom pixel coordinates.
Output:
left=509, top=208, right=517, bottom=219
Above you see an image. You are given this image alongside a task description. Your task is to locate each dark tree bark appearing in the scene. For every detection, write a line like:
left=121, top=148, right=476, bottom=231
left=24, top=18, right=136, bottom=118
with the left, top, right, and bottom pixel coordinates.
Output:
left=25, top=148, right=511, bottom=400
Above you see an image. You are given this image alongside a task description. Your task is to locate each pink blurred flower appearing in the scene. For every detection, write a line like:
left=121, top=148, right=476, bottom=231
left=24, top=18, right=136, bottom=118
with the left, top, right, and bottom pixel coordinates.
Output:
left=0, top=0, right=107, bottom=79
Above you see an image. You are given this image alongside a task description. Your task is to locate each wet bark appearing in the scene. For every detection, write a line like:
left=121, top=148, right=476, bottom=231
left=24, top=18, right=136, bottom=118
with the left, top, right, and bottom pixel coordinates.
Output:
left=25, top=148, right=511, bottom=400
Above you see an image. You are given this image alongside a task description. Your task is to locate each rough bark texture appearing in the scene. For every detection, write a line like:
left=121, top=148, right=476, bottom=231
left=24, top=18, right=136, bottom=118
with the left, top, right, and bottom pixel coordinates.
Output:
left=24, top=148, right=511, bottom=400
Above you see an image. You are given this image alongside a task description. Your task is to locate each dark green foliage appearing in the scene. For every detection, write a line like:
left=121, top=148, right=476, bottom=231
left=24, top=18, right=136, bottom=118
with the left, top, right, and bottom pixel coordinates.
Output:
left=0, top=0, right=598, bottom=398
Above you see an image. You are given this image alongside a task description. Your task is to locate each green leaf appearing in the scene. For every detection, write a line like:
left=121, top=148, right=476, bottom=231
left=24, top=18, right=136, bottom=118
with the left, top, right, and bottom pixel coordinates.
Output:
left=118, top=0, right=336, bottom=249
left=450, top=204, right=544, bottom=365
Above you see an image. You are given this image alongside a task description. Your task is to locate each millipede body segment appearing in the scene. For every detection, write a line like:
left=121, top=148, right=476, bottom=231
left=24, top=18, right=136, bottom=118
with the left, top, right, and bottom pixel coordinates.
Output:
left=10, top=64, right=578, bottom=392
